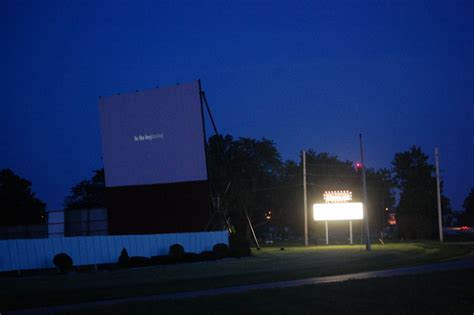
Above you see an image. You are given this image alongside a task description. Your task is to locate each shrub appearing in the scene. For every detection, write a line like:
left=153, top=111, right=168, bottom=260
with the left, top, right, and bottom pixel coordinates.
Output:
left=118, top=248, right=130, bottom=268
left=213, top=243, right=229, bottom=259
left=129, top=256, right=150, bottom=267
left=169, top=243, right=185, bottom=261
left=53, top=252, right=73, bottom=273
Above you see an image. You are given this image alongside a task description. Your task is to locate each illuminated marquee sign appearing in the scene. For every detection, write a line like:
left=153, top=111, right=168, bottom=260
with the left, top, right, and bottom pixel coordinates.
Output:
left=323, top=190, right=352, bottom=203
left=313, top=202, right=364, bottom=221
left=315, top=190, right=362, bottom=244
left=314, top=190, right=363, bottom=221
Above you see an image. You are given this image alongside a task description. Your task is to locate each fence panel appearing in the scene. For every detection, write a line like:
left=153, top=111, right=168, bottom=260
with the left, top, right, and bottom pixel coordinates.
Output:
left=0, top=230, right=228, bottom=272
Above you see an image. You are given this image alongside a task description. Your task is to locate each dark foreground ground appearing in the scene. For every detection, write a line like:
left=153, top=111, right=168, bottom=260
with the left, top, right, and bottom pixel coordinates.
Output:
left=3, top=242, right=474, bottom=314
left=62, top=268, right=474, bottom=315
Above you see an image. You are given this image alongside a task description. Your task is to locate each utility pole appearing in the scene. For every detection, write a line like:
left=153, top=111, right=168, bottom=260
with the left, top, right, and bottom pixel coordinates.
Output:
left=359, top=134, right=371, bottom=251
left=435, top=147, right=443, bottom=242
left=325, top=221, right=328, bottom=245
left=303, top=150, right=308, bottom=246
left=349, top=220, right=353, bottom=245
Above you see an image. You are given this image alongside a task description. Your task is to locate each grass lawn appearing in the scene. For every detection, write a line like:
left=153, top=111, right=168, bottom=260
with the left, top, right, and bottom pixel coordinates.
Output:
left=62, top=268, right=474, bottom=315
left=2, top=242, right=474, bottom=311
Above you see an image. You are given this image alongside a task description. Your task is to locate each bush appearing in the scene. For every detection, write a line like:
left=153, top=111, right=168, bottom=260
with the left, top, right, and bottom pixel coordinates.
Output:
left=229, top=234, right=251, bottom=258
left=213, top=243, right=229, bottom=259
left=129, top=256, right=150, bottom=267
left=53, top=252, right=73, bottom=273
left=169, top=243, right=185, bottom=261
left=118, top=248, right=130, bottom=268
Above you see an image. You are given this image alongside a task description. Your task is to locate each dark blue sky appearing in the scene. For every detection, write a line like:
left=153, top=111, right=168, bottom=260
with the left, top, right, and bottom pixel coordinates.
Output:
left=2, top=0, right=473, bottom=211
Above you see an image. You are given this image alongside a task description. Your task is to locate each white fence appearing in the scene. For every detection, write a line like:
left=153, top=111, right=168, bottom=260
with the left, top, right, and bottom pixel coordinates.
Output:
left=0, top=230, right=228, bottom=272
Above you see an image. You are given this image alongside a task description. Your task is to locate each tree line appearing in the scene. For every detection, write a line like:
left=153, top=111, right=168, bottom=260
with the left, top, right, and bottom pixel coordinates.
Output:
left=1, top=135, right=473, bottom=240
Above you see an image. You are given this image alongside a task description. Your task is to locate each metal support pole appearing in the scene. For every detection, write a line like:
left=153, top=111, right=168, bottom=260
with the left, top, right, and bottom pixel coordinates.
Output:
left=303, top=150, right=308, bottom=246
left=359, top=134, right=371, bottom=251
left=350, top=220, right=353, bottom=245
left=244, top=206, right=260, bottom=249
left=325, top=221, right=329, bottom=245
left=435, top=147, right=443, bottom=242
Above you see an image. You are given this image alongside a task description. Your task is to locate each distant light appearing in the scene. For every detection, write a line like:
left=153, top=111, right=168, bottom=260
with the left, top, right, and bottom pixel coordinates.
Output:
left=385, top=208, right=389, bottom=211
left=265, top=210, right=272, bottom=220
left=355, top=162, right=362, bottom=169
left=388, top=213, right=397, bottom=225
left=313, top=202, right=363, bottom=221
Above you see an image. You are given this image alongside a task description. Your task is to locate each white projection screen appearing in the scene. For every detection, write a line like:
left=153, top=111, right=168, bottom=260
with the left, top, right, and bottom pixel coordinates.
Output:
left=99, top=81, right=207, bottom=187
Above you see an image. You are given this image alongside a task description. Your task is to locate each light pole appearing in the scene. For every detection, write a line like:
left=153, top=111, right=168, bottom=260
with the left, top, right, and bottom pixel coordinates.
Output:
left=359, top=134, right=371, bottom=251
left=435, top=147, right=443, bottom=242
left=302, top=150, right=308, bottom=246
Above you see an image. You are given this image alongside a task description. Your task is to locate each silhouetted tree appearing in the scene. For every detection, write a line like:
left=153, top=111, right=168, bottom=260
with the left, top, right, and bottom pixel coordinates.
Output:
left=273, top=159, right=301, bottom=235
left=208, top=136, right=396, bottom=242
left=303, top=151, right=359, bottom=241
left=305, top=150, right=359, bottom=202
left=460, top=188, right=474, bottom=226
left=303, top=151, right=395, bottom=242
left=0, top=169, right=46, bottom=226
left=64, top=169, right=105, bottom=210
left=207, top=135, right=282, bottom=236
left=392, top=146, right=451, bottom=239
left=365, top=168, right=396, bottom=234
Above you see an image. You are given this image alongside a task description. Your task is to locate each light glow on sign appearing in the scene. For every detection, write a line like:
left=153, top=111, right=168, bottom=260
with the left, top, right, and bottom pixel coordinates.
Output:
left=323, top=190, right=352, bottom=203
left=313, top=202, right=363, bottom=221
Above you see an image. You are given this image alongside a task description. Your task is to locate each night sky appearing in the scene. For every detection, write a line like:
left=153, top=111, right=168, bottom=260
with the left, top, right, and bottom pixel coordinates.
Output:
left=2, top=0, right=473, bottom=211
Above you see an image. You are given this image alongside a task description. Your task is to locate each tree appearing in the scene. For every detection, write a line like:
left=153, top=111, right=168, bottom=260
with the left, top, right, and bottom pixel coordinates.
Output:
left=0, top=169, right=46, bottom=226
left=392, top=146, right=450, bottom=239
left=304, top=150, right=359, bottom=201
left=273, top=159, right=302, bottom=235
left=304, top=151, right=395, bottom=241
left=365, top=168, right=396, bottom=234
left=460, top=188, right=474, bottom=226
left=206, top=135, right=283, bottom=236
left=64, top=169, right=105, bottom=210
left=207, top=138, right=396, bottom=242
left=303, top=151, right=359, bottom=241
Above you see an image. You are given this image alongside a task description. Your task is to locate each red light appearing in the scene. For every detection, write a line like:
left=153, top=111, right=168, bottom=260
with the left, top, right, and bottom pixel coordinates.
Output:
left=355, top=162, right=362, bottom=169
left=388, top=213, right=397, bottom=225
